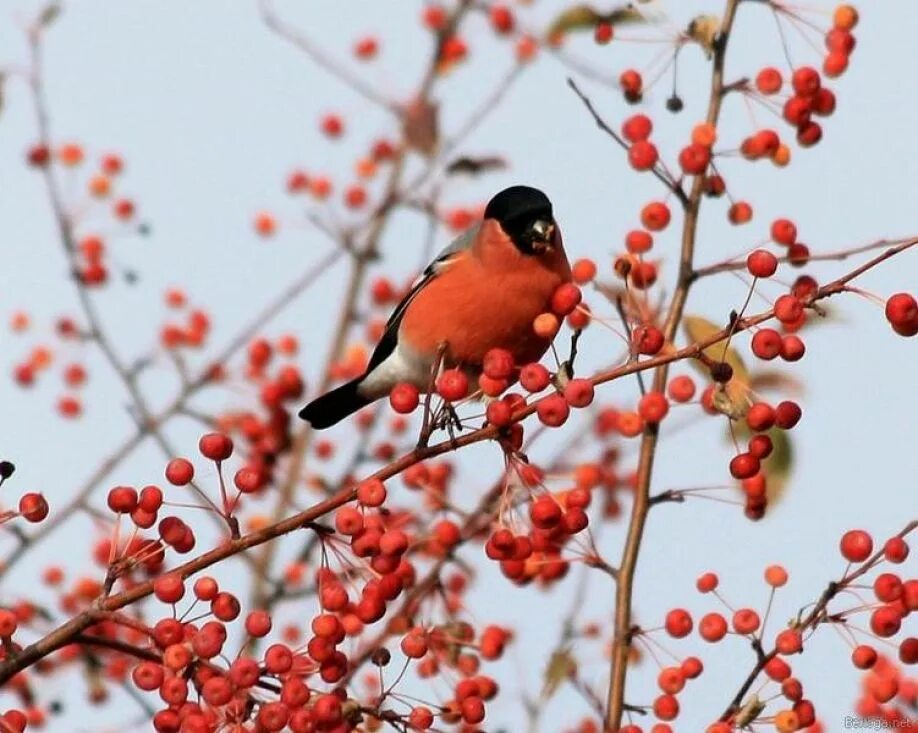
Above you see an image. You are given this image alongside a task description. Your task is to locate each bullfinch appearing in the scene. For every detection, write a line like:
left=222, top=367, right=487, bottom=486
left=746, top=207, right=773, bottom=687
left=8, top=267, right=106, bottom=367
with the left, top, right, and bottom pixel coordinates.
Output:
left=299, top=185, right=572, bottom=429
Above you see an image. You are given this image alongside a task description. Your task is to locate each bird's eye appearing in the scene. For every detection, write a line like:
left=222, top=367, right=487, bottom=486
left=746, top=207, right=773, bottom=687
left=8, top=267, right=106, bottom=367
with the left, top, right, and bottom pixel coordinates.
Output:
left=527, top=219, right=554, bottom=244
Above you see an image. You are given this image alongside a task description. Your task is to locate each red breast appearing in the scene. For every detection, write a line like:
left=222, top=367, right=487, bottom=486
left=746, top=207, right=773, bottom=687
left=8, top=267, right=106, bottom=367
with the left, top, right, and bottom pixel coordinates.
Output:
left=399, top=219, right=571, bottom=366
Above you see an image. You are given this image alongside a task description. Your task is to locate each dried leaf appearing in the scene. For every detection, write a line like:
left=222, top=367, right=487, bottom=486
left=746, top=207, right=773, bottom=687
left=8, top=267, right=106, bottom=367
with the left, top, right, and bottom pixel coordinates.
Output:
left=686, top=14, right=720, bottom=59
left=547, top=5, right=603, bottom=35
left=762, top=426, right=793, bottom=503
left=749, top=369, right=805, bottom=398
left=734, top=694, right=766, bottom=728
left=445, top=155, right=507, bottom=176
left=402, top=98, right=439, bottom=157
left=38, top=2, right=61, bottom=27
left=547, top=4, right=646, bottom=37
left=542, top=648, right=576, bottom=699
left=712, top=384, right=746, bottom=420
left=683, top=315, right=750, bottom=418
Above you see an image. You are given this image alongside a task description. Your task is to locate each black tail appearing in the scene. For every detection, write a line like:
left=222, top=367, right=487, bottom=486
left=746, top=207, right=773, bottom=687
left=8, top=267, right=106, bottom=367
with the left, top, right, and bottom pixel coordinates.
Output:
left=298, top=378, right=372, bottom=429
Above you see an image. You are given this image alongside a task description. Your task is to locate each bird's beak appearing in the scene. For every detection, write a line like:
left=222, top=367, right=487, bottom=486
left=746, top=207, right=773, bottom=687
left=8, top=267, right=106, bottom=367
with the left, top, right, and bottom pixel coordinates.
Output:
left=528, top=219, right=555, bottom=253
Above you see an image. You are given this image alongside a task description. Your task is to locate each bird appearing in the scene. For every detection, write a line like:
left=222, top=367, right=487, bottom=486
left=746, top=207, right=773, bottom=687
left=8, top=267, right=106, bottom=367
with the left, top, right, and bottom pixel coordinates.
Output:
left=299, top=185, right=572, bottom=429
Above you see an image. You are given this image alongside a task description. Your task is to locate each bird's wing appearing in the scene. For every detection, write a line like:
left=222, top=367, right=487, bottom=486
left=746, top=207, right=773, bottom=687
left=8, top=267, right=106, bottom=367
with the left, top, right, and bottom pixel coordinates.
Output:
left=365, top=224, right=479, bottom=373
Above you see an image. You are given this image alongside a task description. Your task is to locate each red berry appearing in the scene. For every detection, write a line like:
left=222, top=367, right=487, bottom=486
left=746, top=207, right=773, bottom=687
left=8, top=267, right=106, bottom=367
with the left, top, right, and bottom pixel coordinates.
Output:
left=852, top=644, right=877, bottom=669
left=622, top=114, right=652, bottom=143
left=536, top=393, right=569, bottom=427
left=746, top=402, right=776, bottom=432
left=678, top=143, right=711, bottom=175
left=884, top=537, right=910, bottom=564
left=771, top=218, right=798, bottom=246
left=619, top=69, right=643, bottom=100
left=198, top=432, right=233, bottom=462
left=563, top=379, right=594, bottom=408
left=520, top=363, right=550, bottom=393
left=436, top=369, right=468, bottom=401
left=667, top=375, right=696, bottom=402
left=732, top=608, right=761, bottom=635
left=357, top=478, right=387, bottom=507
left=696, top=572, right=719, bottom=593
left=774, top=295, right=803, bottom=324
left=765, top=565, right=788, bottom=587
left=774, top=401, right=802, bottom=429
left=756, top=67, right=783, bottom=94
left=628, top=141, right=659, bottom=171
left=641, top=202, right=671, bottom=231
left=165, top=458, right=194, bottom=486
left=638, top=392, right=669, bottom=423
left=320, top=114, right=344, bottom=138
left=571, top=258, right=597, bottom=284
left=870, top=606, right=902, bottom=637
left=153, top=574, right=185, bottom=604
left=791, top=66, right=821, bottom=97
left=780, top=335, right=805, bottom=362
left=19, top=493, right=49, bottom=522
left=747, top=250, right=778, bottom=278
left=245, top=610, right=272, bottom=638
left=107, top=485, right=138, bottom=514
left=489, top=4, right=514, bottom=34
left=483, top=348, right=515, bottom=380
left=664, top=608, right=693, bottom=638
left=594, top=21, right=613, bottom=44
left=625, top=229, right=653, bottom=254
left=699, top=612, right=728, bottom=642
left=839, top=529, right=873, bottom=563
left=486, top=399, right=513, bottom=427
left=550, top=283, right=582, bottom=316
left=885, top=293, right=918, bottom=337
left=401, top=628, right=429, bottom=658
left=389, top=383, right=420, bottom=414
left=632, top=325, right=664, bottom=355
left=776, top=629, right=803, bottom=655
left=730, top=453, right=760, bottom=479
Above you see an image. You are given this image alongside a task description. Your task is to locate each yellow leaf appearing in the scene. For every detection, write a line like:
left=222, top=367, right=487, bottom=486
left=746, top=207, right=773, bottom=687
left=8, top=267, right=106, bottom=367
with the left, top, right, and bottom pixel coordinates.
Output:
left=762, top=426, right=793, bottom=504
left=749, top=369, right=805, bottom=398
left=542, top=648, right=576, bottom=699
left=547, top=4, right=646, bottom=36
left=686, top=15, right=720, bottom=59
left=548, top=5, right=603, bottom=35
left=683, top=315, right=750, bottom=417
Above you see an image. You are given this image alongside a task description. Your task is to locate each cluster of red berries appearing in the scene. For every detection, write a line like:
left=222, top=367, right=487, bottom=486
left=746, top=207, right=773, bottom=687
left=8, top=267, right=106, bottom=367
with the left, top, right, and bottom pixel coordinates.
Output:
left=642, top=528, right=914, bottom=732
left=9, top=314, right=91, bottom=418
left=26, top=144, right=135, bottom=227
left=254, top=124, right=400, bottom=238
left=484, top=480, right=590, bottom=586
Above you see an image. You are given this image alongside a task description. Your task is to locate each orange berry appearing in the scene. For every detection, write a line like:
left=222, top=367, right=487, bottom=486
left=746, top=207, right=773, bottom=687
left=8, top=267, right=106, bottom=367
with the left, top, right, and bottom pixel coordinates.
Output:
left=765, top=565, right=788, bottom=587
left=57, top=143, right=84, bottom=166
left=533, top=312, right=560, bottom=339
left=691, top=123, right=717, bottom=147
left=571, top=258, right=597, bottom=284
left=254, top=212, right=277, bottom=237
left=728, top=201, right=753, bottom=225
left=833, top=4, right=858, bottom=30
left=88, top=174, right=111, bottom=197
